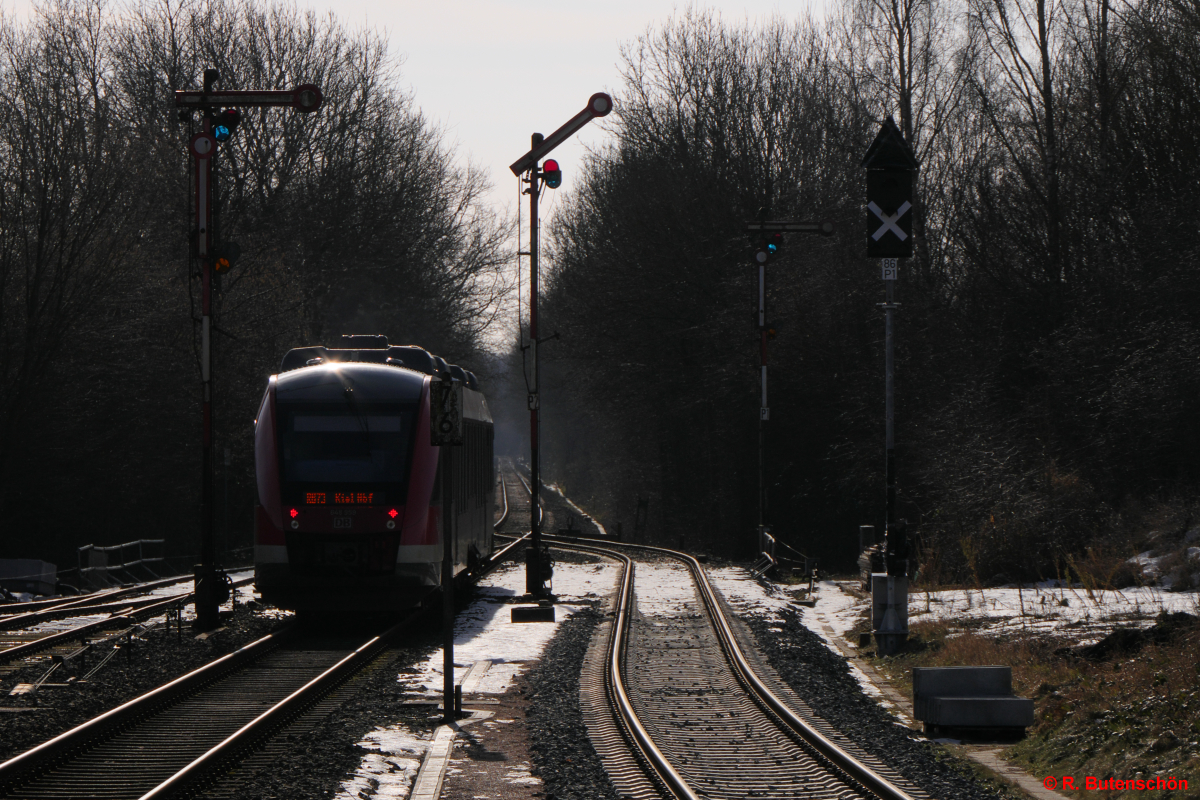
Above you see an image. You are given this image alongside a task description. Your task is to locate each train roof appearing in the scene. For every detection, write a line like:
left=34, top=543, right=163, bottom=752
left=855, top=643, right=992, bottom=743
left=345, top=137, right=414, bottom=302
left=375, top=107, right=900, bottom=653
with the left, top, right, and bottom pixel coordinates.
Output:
left=276, top=362, right=425, bottom=404
left=275, top=362, right=491, bottom=423
left=280, top=335, right=479, bottom=390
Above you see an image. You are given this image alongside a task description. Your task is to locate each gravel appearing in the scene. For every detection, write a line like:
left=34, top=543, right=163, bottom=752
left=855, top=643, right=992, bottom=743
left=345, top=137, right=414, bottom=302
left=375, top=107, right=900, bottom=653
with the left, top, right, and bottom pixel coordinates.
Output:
left=741, top=604, right=1004, bottom=800
left=519, top=479, right=1005, bottom=800
left=520, top=485, right=621, bottom=800
left=522, top=604, right=619, bottom=800
left=0, top=601, right=440, bottom=799
left=215, top=630, right=439, bottom=800
left=0, top=603, right=286, bottom=763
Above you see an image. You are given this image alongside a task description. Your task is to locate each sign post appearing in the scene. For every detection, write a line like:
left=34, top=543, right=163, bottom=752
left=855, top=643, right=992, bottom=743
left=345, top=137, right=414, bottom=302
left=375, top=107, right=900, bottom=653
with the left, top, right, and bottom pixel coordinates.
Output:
left=431, top=379, right=464, bottom=724
left=862, top=116, right=917, bottom=655
left=509, top=93, right=611, bottom=597
left=175, top=71, right=323, bottom=631
left=743, top=220, right=834, bottom=548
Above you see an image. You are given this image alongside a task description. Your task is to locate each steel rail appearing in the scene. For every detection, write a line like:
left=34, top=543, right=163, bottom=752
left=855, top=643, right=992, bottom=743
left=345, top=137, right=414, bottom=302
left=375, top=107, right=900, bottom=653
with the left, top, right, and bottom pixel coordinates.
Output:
left=2, top=592, right=192, bottom=633
left=0, top=625, right=291, bottom=792
left=140, top=502, right=519, bottom=797
left=0, top=578, right=254, bottom=665
left=2, top=530, right=510, bottom=797
left=546, top=534, right=918, bottom=800
left=494, top=466, right=694, bottom=796
left=139, top=612, right=420, bottom=800
left=2, top=478, right=520, bottom=798
left=482, top=466, right=536, bottom=567
left=513, top=470, right=544, bottom=527
left=0, top=575, right=195, bottom=621
left=494, top=468, right=511, bottom=530
left=465, top=467, right=527, bottom=577
left=496, top=528, right=691, bottom=800
left=485, top=533, right=528, bottom=572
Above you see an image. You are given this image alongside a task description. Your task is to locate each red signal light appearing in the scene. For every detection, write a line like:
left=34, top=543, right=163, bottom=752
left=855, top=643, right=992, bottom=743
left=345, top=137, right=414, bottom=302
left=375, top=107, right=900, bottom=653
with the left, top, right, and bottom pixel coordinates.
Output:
left=290, top=508, right=298, bottom=518
left=388, top=509, right=399, bottom=519
left=542, top=159, right=562, bottom=189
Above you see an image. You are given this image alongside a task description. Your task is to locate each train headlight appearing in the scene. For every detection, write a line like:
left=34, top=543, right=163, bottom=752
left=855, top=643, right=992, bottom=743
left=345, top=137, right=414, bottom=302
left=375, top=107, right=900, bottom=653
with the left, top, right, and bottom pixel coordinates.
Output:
left=386, top=520, right=396, bottom=530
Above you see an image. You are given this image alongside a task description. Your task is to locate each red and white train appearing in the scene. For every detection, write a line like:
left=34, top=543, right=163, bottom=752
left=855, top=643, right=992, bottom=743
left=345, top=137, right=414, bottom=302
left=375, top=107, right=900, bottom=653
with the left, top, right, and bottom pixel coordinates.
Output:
left=253, top=336, right=494, bottom=612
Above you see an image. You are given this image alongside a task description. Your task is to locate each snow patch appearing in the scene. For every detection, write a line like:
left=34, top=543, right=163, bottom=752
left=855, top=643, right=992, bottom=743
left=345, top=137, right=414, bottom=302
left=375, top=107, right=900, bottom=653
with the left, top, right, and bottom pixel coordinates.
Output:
left=705, top=569, right=884, bottom=699
left=907, top=583, right=1199, bottom=643
left=333, top=727, right=426, bottom=799
left=339, top=559, right=618, bottom=799
left=542, top=483, right=608, bottom=537
left=403, top=560, right=618, bottom=695
left=633, top=560, right=699, bottom=618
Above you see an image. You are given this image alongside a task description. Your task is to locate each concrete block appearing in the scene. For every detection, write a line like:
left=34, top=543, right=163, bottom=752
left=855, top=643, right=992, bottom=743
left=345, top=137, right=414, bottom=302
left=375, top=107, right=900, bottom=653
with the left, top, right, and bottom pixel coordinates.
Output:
left=913, top=666, right=1012, bottom=698
left=0, top=559, right=56, bottom=596
left=511, top=605, right=555, bottom=623
left=920, top=696, right=1035, bottom=728
left=871, top=574, right=908, bottom=633
left=913, top=666, right=1033, bottom=729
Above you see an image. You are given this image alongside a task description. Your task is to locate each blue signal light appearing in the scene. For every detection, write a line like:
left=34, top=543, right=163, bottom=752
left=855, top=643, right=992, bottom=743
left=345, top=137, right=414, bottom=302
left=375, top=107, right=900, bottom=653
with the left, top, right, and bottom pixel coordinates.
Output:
left=211, top=108, right=241, bottom=143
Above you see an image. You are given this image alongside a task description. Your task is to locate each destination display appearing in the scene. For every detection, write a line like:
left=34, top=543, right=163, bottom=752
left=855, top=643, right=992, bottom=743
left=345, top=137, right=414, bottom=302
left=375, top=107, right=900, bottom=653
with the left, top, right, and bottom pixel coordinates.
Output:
left=304, top=491, right=378, bottom=505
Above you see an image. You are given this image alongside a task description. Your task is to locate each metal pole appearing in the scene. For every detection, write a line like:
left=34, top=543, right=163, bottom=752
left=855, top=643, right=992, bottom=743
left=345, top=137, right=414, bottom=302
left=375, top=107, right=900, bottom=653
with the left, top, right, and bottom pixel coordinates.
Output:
left=443, top=445, right=455, bottom=724
left=884, top=273, right=895, bottom=534
left=195, top=69, right=218, bottom=631
left=877, top=257, right=907, bottom=655
left=526, top=133, right=544, bottom=597
left=758, top=260, right=768, bottom=530
left=223, top=447, right=231, bottom=563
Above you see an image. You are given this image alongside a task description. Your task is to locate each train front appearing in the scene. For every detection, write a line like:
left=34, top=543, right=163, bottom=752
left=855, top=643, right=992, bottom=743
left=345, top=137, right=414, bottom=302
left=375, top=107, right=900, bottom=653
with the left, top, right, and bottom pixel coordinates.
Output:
left=253, top=362, right=441, bottom=612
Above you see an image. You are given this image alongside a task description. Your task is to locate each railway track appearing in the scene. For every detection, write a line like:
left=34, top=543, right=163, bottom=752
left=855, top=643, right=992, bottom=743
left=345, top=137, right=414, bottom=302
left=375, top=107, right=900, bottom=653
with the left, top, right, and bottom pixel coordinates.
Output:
left=0, top=576, right=254, bottom=669
left=498, top=457, right=542, bottom=530
left=500, top=466, right=924, bottom=800
left=0, top=618, right=419, bottom=800
left=0, top=576, right=194, bottom=622
left=0, top=479, right=526, bottom=799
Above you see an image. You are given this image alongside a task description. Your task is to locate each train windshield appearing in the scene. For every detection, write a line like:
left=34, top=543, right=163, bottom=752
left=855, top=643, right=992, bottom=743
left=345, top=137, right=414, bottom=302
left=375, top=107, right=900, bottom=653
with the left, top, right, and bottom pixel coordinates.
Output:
left=278, top=403, right=415, bottom=505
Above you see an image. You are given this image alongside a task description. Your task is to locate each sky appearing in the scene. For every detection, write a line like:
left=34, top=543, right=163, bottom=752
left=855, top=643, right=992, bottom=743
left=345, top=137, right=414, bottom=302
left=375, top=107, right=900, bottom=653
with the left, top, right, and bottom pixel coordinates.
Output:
left=3, top=0, right=833, bottom=221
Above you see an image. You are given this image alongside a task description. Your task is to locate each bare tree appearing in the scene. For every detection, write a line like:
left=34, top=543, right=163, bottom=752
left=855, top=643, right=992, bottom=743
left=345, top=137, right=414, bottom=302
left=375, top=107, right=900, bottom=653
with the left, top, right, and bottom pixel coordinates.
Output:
left=0, top=0, right=512, bottom=562
left=0, top=0, right=149, bottom=513
left=967, top=0, right=1068, bottom=297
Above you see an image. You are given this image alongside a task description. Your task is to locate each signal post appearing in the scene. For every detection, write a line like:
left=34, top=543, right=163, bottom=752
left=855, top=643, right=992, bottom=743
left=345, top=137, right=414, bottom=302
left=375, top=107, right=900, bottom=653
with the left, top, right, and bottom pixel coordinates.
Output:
left=175, top=70, right=323, bottom=631
left=861, top=116, right=918, bottom=655
left=742, top=219, right=833, bottom=559
left=509, top=93, right=612, bottom=597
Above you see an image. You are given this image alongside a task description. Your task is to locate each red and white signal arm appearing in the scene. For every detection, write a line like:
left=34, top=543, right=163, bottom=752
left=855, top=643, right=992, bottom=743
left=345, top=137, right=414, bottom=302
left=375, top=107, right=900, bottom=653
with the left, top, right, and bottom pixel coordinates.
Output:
left=588, top=93, right=612, bottom=116
left=293, top=84, right=323, bottom=113
left=509, top=92, right=614, bottom=176
left=189, top=132, right=216, bottom=159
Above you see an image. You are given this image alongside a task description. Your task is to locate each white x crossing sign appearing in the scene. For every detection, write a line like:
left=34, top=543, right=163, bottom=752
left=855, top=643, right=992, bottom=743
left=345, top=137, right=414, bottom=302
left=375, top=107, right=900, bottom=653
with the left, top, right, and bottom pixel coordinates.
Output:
left=868, top=201, right=911, bottom=241
left=865, top=171, right=914, bottom=257
left=863, top=117, right=917, bottom=258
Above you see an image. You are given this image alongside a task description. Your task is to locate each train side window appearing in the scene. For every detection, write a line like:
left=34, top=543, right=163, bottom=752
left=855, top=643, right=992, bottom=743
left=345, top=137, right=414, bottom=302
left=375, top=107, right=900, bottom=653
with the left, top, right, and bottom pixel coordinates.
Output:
left=472, top=424, right=482, bottom=501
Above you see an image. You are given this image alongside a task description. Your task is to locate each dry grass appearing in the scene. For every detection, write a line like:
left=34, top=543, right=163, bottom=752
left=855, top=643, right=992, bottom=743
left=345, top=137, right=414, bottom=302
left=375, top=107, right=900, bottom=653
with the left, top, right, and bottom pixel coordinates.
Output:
left=866, top=620, right=1200, bottom=799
